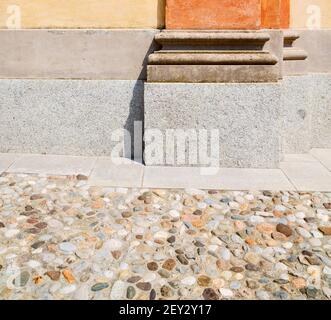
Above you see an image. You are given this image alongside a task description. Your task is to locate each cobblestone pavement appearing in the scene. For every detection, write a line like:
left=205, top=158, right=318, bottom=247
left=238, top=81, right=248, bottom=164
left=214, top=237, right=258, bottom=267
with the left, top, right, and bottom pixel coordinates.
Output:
left=1, top=173, right=331, bottom=300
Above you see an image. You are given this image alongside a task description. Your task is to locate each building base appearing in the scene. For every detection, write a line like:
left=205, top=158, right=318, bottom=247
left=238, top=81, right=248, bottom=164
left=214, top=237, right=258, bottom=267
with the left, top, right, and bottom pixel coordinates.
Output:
left=144, top=82, right=282, bottom=168
left=0, top=79, right=143, bottom=158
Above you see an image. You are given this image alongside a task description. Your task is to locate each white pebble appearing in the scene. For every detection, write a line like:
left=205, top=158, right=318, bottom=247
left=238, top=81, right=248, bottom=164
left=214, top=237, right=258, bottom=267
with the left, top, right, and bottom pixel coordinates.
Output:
left=27, top=260, right=41, bottom=269
left=296, top=227, right=312, bottom=239
left=220, top=248, right=231, bottom=261
left=323, top=266, right=331, bottom=275
left=60, top=285, right=77, bottom=295
left=282, top=242, right=293, bottom=250
left=221, top=271, right=233, bottom=281
left=309, top=238, right=322, bottom=247
left=181, top=276, right=196, bottom=286
left=74, top=285, right=89, bottom=300
left=169, top=210, right=180, bottom=218
left=295, top=212, right=306, bottom=219
left=59, top=242, right=76, bottom=253
left=110, top=280, right=126, bottom=300
left=219, top=288, right=234, bottom=298
left=5, top=229, right=19, bottom=238
left=106, top=239, right=123, bottom=251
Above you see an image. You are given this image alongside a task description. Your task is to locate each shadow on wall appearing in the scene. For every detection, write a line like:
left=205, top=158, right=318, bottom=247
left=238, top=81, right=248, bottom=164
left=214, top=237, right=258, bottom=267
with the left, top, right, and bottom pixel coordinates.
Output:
left=124, top=0, right=165, bottom=161
left=157, top=0, right=166, bottom=29
left=124, top=40, right=161, bottom=163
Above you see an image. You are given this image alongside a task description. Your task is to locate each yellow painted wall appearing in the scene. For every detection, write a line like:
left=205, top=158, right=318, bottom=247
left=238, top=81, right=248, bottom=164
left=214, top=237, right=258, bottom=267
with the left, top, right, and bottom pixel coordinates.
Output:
left=0, top=0, right=165, bottom=28
left=291, top=0, right=331, bottom=28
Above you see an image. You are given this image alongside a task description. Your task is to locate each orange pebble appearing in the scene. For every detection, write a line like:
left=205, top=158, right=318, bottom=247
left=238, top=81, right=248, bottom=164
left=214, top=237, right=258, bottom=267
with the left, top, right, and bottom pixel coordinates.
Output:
left=33, top=276, right=43, bottom=285
left=245, top=238, right=256, bottom=246
left=62, top=270, right=75, bottom=284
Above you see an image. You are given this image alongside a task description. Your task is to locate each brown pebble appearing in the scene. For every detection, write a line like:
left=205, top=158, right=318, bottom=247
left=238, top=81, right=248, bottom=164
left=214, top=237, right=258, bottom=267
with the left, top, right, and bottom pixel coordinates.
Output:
left=31, top=241, right=45, bottom=249
left=136, top=282, right=152, bottom=291
left=111, top=251, right=121, bottom=260
left=193, top=209, right=203, bottom=215
left=276, top=223, right=293, bottom=237
left=245, top=263, right=260, bottom=272
left=272, top=231, right=287, bottom=241
left=46, top=271, right=61, bottom=281
left=197, top=275, right=212, bottom=287
left=150, top=289, right=156, bottom=300
left=291, top=278, right=306, bottom=289
left=162, top=259, right=176, bottom=271
left=306, top=256, right=321, bottom=265
left=302, top=250, right=313, bottom=256
left=167, top=236, right=176, bottom=243
left=230, top=267, right=244, bottom=273
left=127, top=276, right=141, bottom=283
left=122, top=211, right=132, bottom=218
left=147, top=262, right=158, bottom=271
left=76, top=174, right=88, bottom=180
left=319, top=226, right=331, bottom=236
left=0, top=222, right=5, bottom=228
left=203, top=288, right=219, bottom=300
left=30, top=194, right=44, bottom=200
left=161, top=285, right=173, bottom=297
left=194, top=240, right=204, bottom=247
left=177, top=254, right=189, bottom=265
left=25, top=228, right=41, bottom=234
left=25, top=205, right=33, bottom=211
left=158, top=269, right=170, bottom=278
left=27, top=218, right=39, bottom=224
left=246, top=280, right=259, bottom=289
left=80, top=273, right=90, bottom=283
left=35, top=222, right=48, bottom=229
left=323, top=203, right=331, bottom=210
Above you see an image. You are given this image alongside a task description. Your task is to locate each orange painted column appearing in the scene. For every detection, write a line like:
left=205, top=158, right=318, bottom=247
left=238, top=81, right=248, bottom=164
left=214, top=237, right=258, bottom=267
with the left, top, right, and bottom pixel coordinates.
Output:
left=280, top=0, right=290, bottom=29
left=261, top=0, right=290, bottom=28
left=166, top=0, right=290, bottom=29
left=166, top=0, right=262, bottom=30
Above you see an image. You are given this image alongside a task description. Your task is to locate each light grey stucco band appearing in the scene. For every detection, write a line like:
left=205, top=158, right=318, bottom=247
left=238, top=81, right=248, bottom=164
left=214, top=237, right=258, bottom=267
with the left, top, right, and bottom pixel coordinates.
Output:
left=0, top=29, right=160, bottom=80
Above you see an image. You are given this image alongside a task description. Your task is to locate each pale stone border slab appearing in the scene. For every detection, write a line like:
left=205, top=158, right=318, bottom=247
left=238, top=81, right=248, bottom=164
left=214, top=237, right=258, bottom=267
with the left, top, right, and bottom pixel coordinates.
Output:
left=310, top=149, right=331, bottom=171
left=143, top=166, right=295, bottom=190
left=7, top=154, right=97, bottom=176
left=283, top=154, right=318, bottom=162
left=0, top=153, right=22, bottom=174
left=89, top=158, right=144, bottom=188
left=280, top=161, right=331, bottom=192
left=0, top=29, right=159, bottom=80
left=2, top=152, right=331, bottom=191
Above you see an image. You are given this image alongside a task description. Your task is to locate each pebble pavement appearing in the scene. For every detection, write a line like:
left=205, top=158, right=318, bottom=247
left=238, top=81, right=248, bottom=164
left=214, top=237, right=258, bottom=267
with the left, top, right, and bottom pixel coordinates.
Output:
left=1, top=173, right=331, bottom=300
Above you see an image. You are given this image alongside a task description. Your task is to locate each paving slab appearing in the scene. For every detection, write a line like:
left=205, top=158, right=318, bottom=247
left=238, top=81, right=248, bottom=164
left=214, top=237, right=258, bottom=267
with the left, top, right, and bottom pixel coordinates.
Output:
left=7, top=154, right=97, bottom=176
left=280, top=160, right=331, bottom=191
left=0, top=153, right=22, bottom=174
left=310, top=148, right=331, bottom=171
left=283, top=153, right=318, bottom=162
left=89, top=158, right=144, bottom=188
left=143, top=166, right=295, bottom=190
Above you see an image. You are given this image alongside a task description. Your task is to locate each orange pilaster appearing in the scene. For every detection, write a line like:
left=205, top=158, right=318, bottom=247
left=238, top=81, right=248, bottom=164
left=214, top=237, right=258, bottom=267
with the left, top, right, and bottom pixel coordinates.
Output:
left=166, top=0, right=290, bottom=30
left=280, top=0, right=290, bottom=29
left=261, top=0, right=290, bottom=28
left=166, top=0, right=262, bottom=30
